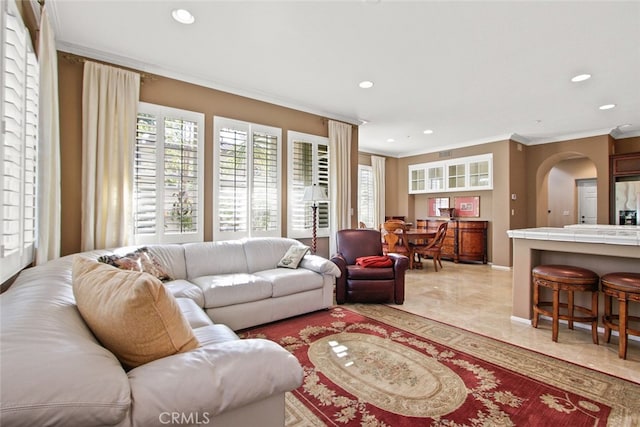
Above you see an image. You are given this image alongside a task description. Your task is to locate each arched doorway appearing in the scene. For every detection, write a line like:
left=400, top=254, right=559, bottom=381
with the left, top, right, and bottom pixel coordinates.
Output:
left=535, top=152, right=599, bottom=227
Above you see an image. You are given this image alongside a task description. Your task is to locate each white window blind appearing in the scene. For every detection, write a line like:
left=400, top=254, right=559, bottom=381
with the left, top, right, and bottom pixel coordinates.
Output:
left=287, top=131, right=329, bottom=239
left=133, top=102, right=204, bottom=244
left=1, top=0, right=38, bottom=284
left=358, top=165, right=374, bottom=228
left=213, top=117, right=281, bottom=240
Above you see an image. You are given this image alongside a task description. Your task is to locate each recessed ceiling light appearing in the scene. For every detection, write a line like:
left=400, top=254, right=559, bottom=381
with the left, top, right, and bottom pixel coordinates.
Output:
left=423, top=129, right=433, bottom=134
left=386, top=138, right=395, bottom=143
left=599, top=104, right=616, bottom=110
left=172, top=9, right=195, bottom=24
left=571, top=74, right=591, bottom=82
left=359, top=81, right=374, bottom=89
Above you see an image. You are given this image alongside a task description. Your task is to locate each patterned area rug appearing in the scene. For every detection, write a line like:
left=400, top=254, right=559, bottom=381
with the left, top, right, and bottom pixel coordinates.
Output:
left=240, top=304, right=640, bottom=426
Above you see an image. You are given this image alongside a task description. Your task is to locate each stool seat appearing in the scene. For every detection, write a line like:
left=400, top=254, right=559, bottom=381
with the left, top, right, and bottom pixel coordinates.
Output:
left=601, top=272, right=640, bottom=359
left=532, top=265, right=599, bottom=282
left=532, top=264, right=599, bottom=344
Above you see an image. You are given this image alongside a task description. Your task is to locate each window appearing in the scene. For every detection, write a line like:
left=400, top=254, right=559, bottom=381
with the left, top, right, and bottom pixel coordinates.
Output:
left=213, top=117, right=281, bottom=240
left=1, top=0, right=38, bottom=284
left=133, top=103, right=204, bottom=244
left=358, top=165, right=374, bottom=228
left=287, top=131, right=329, bottom=238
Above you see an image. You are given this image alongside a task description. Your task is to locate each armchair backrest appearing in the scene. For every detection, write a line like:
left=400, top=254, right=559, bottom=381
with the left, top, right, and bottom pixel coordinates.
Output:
left=336, top=229, right=383, bottom=265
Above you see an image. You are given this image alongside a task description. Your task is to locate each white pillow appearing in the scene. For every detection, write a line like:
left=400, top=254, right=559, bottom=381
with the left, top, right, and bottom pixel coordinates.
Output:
left=277, top=245, right=309, bottom=269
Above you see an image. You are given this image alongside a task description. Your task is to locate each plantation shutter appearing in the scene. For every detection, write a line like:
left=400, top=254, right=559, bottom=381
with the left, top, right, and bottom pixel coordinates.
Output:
left=287, top=131, right=330, bottom=238
left=213, top=117, right=281, bottom=240
left=1, top=0, right=39, bottom=283
left=358, top=165, right=375, bottom=228
left=133, top=103, right=204, bottom=244
left=251, top=131, right=279, bottom=235
left=217, top=125, right=248, bottom=236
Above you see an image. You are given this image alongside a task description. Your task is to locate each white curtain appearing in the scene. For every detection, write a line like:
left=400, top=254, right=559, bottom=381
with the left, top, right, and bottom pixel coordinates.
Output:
left=371, top=155, right=386, bottom=229
left=81, top=61, right=140, bottom=251
left=36, top=6, right=61, bottom=265
left=328, top=120, right=352, bottom=255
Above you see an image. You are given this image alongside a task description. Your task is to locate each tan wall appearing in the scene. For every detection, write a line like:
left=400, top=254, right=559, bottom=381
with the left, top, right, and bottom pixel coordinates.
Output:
left=57, top=53, right=358, bottom=257
left=507, top=140, right=528, bottom=266
left=387, top=140, right=512, bottom=265
left=525, top=135, right=610, bottom=228
left=547, top=158, right=597, bottom=227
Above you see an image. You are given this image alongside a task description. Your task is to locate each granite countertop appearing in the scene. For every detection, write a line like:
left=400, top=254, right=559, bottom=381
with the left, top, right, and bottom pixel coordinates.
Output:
left=507, top=225, right=640, bottom=246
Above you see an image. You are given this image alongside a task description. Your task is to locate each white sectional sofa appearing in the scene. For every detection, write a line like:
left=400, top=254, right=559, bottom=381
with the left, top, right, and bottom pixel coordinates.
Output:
left=0, top=237, right=340, bottom=427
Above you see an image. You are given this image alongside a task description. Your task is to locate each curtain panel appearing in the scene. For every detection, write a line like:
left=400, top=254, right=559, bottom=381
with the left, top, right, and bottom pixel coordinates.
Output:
left=371, top=155, right=386, bottom=230
left=35, top=6, right=61, bottom=264
left=81, top=62, right=140, bottom=251
left=328, top=120, right=352, bottom=255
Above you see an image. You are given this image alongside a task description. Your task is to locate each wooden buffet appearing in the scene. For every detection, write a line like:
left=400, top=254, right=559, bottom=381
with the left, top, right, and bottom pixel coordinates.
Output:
left=417, top=219, right=488, bottom=263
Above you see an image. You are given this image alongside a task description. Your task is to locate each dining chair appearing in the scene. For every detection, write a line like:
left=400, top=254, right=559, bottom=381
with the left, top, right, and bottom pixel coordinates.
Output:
left=381, top=220, right=410, bottom=257
left=410, top=221, right=448, bottom=271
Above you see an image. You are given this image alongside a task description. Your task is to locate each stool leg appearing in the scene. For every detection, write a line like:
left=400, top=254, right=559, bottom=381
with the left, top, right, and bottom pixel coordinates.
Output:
left=619, top=296, right=628, bottom=359
left=604, top=294, right=612, bottom=343
left=567, top=290, right=574, bottom=330
left=552, top=288, right=560, bottom=342
left=532, top=280, right=540, bottom=328
left=591, top=290, right=598, bottom=345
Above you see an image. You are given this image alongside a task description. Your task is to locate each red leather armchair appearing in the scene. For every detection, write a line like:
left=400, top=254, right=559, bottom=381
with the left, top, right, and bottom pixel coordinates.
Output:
left=331, top=229, right=409, bottom=304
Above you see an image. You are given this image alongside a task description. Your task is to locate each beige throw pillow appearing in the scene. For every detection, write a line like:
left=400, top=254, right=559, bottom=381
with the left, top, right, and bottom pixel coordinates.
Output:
left=72, top=256, right=199, bottom=368
left=277, top=245, right=309, bottom=269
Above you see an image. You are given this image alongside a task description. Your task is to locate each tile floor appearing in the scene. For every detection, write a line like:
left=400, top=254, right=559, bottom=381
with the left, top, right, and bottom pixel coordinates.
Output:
left=388, top=261, right=640, bottom=384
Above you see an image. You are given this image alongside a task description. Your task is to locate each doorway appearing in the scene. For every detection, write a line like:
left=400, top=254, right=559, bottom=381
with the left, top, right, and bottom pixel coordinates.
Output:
left=577, top=179, right=597, bottom=224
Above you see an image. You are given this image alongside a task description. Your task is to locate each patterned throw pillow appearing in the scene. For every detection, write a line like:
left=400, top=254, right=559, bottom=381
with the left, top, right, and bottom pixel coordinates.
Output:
left=277, top=245, right=310, bottom=269
left=97, top=247, right=173, bottom=281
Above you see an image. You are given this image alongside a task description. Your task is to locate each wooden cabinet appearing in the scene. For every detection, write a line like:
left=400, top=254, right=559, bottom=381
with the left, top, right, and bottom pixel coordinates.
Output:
left=420, top=219, right=488, bottom=263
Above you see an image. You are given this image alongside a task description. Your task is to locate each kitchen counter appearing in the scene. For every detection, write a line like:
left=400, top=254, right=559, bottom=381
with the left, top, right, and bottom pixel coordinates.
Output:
left=507, top=225, right=640, bottom=322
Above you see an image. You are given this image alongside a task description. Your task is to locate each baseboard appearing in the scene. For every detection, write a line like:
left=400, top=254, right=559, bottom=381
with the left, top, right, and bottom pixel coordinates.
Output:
left=510, top=315, right=531, bottom=325
left=490, top=264, right=512, bottom=271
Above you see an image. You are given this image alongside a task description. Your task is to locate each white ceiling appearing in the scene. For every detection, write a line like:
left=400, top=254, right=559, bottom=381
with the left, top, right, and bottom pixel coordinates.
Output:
left=48, top=0, right=640, bottom=158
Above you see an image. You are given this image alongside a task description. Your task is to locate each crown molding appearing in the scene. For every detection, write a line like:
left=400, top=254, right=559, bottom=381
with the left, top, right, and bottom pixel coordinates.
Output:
left=55, top=41, right=361, bottom=127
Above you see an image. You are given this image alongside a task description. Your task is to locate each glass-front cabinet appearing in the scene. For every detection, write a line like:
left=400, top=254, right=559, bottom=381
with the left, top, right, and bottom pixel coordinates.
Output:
left=427, top=165, right=444, bottom=191
left=409, top=165, right=426, bottom=193
left=408, top=154, right=492, bottom=194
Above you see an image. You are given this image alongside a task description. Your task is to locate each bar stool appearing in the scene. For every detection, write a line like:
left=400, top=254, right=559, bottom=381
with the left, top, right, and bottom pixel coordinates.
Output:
left=601, top=272, right=640, bottom=359
left=532, top=265, right=599, bottom=344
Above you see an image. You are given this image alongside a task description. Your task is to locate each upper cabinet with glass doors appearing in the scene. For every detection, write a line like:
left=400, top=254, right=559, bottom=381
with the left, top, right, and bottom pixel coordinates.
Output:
left=408, top=154, right=492, bottom=194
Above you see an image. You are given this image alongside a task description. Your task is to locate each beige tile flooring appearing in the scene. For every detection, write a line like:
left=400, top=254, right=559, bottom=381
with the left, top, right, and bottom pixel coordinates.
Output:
left=387, top=261, right=640, bottom=384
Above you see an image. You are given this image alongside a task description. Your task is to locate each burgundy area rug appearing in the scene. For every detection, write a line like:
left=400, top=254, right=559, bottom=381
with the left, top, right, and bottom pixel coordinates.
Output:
left=240, top=304, right=640, bottom=427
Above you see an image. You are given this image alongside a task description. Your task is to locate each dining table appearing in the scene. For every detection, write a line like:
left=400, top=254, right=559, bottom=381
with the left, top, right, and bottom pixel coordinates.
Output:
left=395, top=228, right=436, bottom=269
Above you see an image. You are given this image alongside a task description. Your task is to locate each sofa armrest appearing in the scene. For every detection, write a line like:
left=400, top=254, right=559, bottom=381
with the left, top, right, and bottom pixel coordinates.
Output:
left=299, top=254, right=341, bottom=277
left=330, top=254, right=347, bottom=304
left=127, top=338, right=303, bottom=425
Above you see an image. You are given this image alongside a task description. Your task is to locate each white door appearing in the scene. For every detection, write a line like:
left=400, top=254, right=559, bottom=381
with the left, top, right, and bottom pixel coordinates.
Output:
left=577, top=179, right=597, bottom=224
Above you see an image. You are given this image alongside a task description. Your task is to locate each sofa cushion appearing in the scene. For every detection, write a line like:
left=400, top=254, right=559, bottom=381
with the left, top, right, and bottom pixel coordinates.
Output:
left=164, top=279, right=205, bottom=307
left=176, top=298, right=213, bottom=329
left=72, top=256, right=199, bottom=368
left=147, top=244, right=188, bottom=280
left=277, top=245, right=309, bottom=269
left=184, top=240, right=249, bottom=278
left=1, top=257, right=131, bottom=427
left=190, top=273, right=272, bottom=308
left=193, top=324, right=240, bottom=346
left=243, top=237, right=302, bottom=272
left=255, top=268, right=324, bottom=298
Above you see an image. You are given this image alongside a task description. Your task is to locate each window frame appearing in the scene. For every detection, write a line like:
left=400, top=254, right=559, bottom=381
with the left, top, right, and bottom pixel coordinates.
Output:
left=287, top=130, right=330, bottom=239
left=0, top=0, right=39, bottom=284
left=213, top=116, right=282, bottom=241
left=133, top=102, right=205, bottom=245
